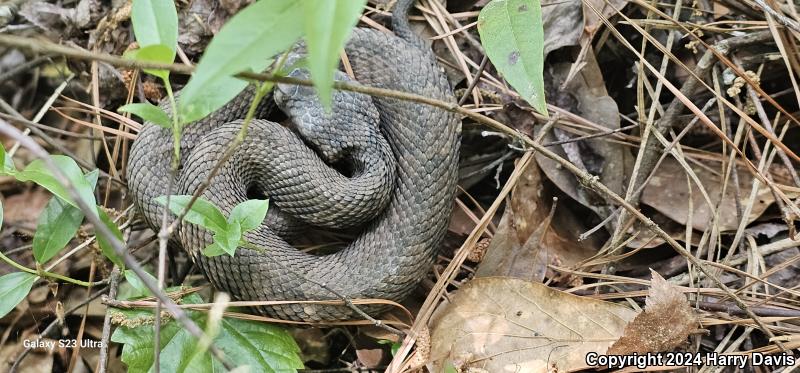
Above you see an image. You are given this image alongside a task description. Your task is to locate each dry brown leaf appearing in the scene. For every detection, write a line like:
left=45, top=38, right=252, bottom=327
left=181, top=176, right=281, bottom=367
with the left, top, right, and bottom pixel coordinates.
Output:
left=355, top=348, right=384, bottom=369
left=2, top=188, right=51, bottom=225
left=537, top=50, right=632, bottom=218
left=563, top=49, right=631, bottom=199
left=641, top=158, right=773, bottom=231
left=607, top=270, right=698, bottom=355
left=448, top=203, right=480, bottom=237
left=289, top=328, right=331, bottom=366
left=429, top=277, right=637, bottom=372
left=542, top=0, right=583, bottom=57
left=712, top=3, right=731, bottom=19
left=583, top=0, right=628, bottom=41
left=475, top=160, right=598, bottom=281
left=0, top=342, right=54, bottom=372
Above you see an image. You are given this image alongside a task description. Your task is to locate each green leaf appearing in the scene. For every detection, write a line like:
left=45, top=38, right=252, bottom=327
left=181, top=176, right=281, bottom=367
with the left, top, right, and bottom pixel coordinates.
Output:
left=477, top=0, right=547, bottom=116
left=15, top=156, right=97, bottom=216
left=177, top=0, right=304, bottom=124
left=201, top=242, right=227, bottom=257
left=443, top=362, right=459, bottom=373
left=32, top=170, right=98, bottom=264
left=155, top=195, right=245, bottom=257
left=301, top=0, right=366, bottom=108
left=125, top=44, right=174, bottom=81
left=213, top=219, right=241, bottom=257
left=229, top=199, right=269, bottom=232
left=84, top=169, right=100, bottom=189
left=123, top=269, right=158, bottom=299
left=0, top=272, right=37, bottom=318
left=0, top=142, right=12, bottom=174
left=32, top=197, right=84, bottom=263
left=119, top=103, right=172, bottom=128
left=111, top=293, right=304, bottom=373
left=111, top=309, right=183, bottom=372
left=97, top=209, right=125, bottom=268
left=378, top=339, right=401, bottom=356
left=130, top=0, right=178, bottom=53
left=155, top=195, right=228, bottom=234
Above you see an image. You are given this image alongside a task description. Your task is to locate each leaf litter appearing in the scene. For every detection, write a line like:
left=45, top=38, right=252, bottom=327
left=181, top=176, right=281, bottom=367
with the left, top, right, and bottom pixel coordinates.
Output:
left=2, top=0, right=800, bottom=371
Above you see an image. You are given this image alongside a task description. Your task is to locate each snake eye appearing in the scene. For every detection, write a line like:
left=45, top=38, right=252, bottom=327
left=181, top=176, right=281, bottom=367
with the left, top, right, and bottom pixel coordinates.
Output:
left=275, top=68, right=306, bottom=99
left=274, top=84, right=299, bottom=107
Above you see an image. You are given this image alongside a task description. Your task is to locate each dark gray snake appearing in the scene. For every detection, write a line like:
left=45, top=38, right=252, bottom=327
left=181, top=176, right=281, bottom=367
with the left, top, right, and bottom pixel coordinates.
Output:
left=126, top=0, right=460, bottom=321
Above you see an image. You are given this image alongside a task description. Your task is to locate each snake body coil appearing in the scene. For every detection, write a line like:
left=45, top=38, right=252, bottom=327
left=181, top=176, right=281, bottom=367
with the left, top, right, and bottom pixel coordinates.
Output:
left=127, top=0, right=460, bottom=321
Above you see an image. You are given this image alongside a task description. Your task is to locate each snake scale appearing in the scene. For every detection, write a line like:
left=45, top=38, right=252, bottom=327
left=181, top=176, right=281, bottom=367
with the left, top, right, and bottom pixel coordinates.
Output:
left=127, top=0, right=460, bottom=321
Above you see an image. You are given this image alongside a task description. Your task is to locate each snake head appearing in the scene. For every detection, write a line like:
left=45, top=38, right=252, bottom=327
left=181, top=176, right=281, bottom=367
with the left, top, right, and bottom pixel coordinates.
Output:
left=274, top=68, right=381, bottom=165
left=274, top=68, right=315, bottom=107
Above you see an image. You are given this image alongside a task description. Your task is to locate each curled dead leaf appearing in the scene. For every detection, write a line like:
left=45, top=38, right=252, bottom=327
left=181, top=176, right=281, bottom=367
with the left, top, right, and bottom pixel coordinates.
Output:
left=607, top=270, right=699, bottom=355
left=537, top=49, right=632, bottom=221
left=476, top=160, right=598, bottom=281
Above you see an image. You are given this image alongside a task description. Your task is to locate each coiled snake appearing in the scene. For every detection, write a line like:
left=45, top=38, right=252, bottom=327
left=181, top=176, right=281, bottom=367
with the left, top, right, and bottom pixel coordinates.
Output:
left=127, top=0, right=460, bottom=321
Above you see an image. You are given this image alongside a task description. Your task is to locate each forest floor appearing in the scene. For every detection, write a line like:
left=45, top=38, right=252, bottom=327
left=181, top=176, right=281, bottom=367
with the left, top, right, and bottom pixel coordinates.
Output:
left=1, top=0, right=800, bottom=372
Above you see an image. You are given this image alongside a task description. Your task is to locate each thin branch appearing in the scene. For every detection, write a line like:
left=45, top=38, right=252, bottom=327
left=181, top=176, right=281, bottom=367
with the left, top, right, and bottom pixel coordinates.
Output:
left=0, top=250, right=105, bottom=287
left=0, top=96, right=120, bottom=183
left=97, top=267, right=121, bottom=373
left=543, top=123, right=639, bottom=147
left=457, top=54, right=488, bottom=106
left=612, top=28, right=774, bottom=235
left=752, top=0, right=800, bottom=33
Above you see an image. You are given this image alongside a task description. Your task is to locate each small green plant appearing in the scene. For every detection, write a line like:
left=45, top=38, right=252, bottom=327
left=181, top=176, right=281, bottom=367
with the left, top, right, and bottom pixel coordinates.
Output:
left=107, top=0, right=369, bottom=370
left=111, top=292, right=304, bottom=372
left=155, top=196, right=269, bottom=257
left=0, top=143, right=124, bottom=318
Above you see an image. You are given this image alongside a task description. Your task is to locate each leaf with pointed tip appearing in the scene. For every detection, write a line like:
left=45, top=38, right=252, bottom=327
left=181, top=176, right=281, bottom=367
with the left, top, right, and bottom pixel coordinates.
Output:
left=155, top=195, right=228, bottom=234
left=32, top=170, right=99, bottom=264
left=478, top=0, right=547, bottom=115
left=15, top=156, right=97, bottom=216
left=33, top=197, right=84, bottom=264
left=229, top=199, right=269, bottom=232
left=301, top=0, right=366, bottom=108
left=177, top=0, right=304, bottom=125
left=119, top=103, right=172, bottom=128
left=0, top=272, right=37, bottom=318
